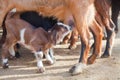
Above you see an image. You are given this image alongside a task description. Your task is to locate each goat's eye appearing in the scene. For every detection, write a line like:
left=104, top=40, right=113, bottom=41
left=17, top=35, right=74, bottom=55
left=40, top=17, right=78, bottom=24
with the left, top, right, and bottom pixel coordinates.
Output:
left=62, top=28, right=67, bottom=32
left=63, top=27, right=68, bottom=30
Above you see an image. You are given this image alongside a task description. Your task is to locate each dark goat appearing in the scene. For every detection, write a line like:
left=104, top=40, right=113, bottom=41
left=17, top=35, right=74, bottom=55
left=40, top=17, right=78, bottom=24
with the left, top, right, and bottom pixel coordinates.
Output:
left=111, top=0, right=120, bottom=33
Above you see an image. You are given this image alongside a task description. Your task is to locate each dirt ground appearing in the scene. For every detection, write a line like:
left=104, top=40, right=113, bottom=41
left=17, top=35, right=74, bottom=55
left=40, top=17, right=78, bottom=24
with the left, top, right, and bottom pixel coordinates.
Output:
left=0, top=17, right=120, bottom=80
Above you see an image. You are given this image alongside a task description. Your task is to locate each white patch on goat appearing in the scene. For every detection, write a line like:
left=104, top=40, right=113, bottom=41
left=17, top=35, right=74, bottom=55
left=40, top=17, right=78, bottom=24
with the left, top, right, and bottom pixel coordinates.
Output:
left=45, top=50, right=54, bottom=64
left=8, top=44, right=16, bottom=56
left=10, top=8, right=16, bottom=12
left=18, top=28, right=32, bottom=50
left=2, top=59, right=8, bottom=64
left=57, top=22, right=71, bottom=30
left=20, top=28, right=26, bottom=43
left=34, top=51, right=44, bottom=68
left=37, top=60, right=43, bottom=69
left=49, top=48, right=54, bottom=59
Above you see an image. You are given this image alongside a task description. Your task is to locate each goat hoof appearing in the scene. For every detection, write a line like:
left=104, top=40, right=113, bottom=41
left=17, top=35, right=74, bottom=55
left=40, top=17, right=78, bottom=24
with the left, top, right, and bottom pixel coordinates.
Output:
left=101, top=54, right=111, bottom=58
left=37, top=67, right=45, bottom=73
left=46, top=60, right=54, bottom=65
left=87, top=57, right=95, bottom=64
left=87, top=54, right=97, bottom=64
left=52, top=57, right=56, bottom=63
left=69, top=45, right=77, bottom=50
left=3, top=63, right=9, bottom=69
left=46, top=57, right=56, bottom=65
left=87, top=58, right=95, bottom=64
left=69, top=63, right=86, bottom=76
left=52, top=58, right=56, bottom=64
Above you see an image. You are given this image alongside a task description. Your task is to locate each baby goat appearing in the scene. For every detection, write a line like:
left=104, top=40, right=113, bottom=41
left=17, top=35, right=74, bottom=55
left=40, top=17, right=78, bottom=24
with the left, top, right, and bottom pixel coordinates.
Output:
left=1, top=12, right=73, bottom=73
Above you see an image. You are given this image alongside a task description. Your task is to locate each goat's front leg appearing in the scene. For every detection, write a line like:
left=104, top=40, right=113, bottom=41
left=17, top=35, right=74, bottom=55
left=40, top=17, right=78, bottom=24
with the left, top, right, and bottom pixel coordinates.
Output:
left=45, top=49, right=55, bottom=65
left=49, top=48, right=56, bottom=62
left=69, top=27, right=90, bottom=75
left=34, top=51, right=45, bottom=73
left=69, top=38, right=90, bottom=75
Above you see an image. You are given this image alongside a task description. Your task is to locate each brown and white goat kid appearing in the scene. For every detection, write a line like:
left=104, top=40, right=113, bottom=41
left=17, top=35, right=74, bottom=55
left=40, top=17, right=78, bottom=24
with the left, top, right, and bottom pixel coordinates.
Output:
left=1, top=12, right=73, bottom=73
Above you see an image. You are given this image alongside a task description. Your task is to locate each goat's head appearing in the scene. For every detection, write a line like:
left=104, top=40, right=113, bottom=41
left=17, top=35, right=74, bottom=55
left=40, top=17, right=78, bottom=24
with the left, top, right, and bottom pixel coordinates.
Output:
left=49, top=22, right=73, bottom=45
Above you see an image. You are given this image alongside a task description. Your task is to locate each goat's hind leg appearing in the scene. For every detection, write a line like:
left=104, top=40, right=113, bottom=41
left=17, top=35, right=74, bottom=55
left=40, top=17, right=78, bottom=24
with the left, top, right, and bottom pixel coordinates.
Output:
left=1, top=46, right=9, bottom=69
left=101, top=19, right=116, bottom=58
left=1, top=38, right=17, bottom=68
left=87, top=20, right=103, bottom=64
left=1, top=41, right=13, bottom=69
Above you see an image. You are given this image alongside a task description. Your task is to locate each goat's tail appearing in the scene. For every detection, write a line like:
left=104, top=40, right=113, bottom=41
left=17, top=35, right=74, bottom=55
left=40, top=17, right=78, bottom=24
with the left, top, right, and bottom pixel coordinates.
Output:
left=0, top=9, right=16, bottom=47
left=6, top=8, right=16, bottom=20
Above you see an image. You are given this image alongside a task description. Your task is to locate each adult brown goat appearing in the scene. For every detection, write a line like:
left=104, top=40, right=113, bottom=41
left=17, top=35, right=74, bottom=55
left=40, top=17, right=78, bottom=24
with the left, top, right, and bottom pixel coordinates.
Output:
left=0, top=0, right=103, bottom=75
left=63, top=0, right=116, bottom=58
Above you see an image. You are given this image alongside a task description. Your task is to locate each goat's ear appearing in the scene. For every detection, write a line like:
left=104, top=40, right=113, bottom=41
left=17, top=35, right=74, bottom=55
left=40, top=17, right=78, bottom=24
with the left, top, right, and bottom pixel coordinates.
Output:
left=55, top=32, right=63, bottom=44
left=53, top=30, right=61, bottom=45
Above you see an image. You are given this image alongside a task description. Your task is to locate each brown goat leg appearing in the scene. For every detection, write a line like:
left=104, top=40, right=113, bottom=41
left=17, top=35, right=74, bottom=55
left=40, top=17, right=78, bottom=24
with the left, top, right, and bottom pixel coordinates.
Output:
left=69, top=26, right=91, bottom=75
left=87, top=20, right=103, bottom=64
left=69, top=27, right=79, bottom=49
left=1, top=41, right=13, bottom=69
left=101, top=18, right=116, bottom=58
